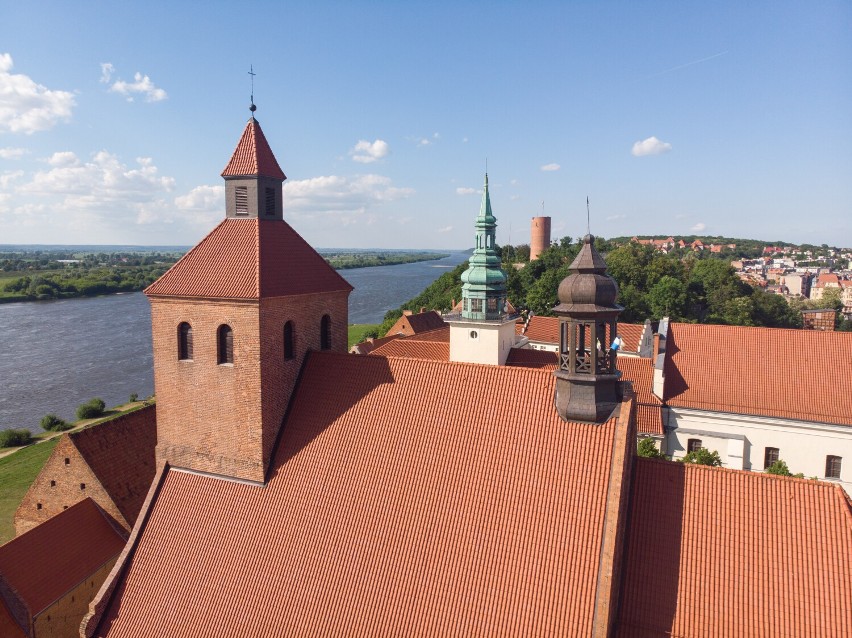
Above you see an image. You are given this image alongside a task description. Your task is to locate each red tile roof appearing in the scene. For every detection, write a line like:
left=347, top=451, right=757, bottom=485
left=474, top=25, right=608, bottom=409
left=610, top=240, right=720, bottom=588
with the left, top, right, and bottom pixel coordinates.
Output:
left=505, top=348, right=558, bottom=369
left=664, top=323, right=852, bottom=425
left=0, top=597, right=25, bottom=638
left=618, top=458, right=852, bottom=637
left=221, top=118, right=286, bottom=180
left=407, top=326, right=450, bottom=342
left=92, top=353, right=630, bottom=637
left=616, top=357, right=663, bottom=435
left=70, top=405, right=157, bottom=525
left=369, top=338, right=449, bottom=361
left=385, top=310, right=446, bottom=337
left=0, top=499, right=125, bottom=618
left=145, top=218, right=352, bottom=299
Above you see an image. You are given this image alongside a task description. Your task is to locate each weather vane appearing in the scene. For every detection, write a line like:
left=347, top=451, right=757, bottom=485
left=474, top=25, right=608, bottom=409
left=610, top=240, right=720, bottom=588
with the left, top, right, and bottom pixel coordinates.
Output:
left=248, top=65, right=257, bottom=113
left=586, top=196, right=590, bottom=235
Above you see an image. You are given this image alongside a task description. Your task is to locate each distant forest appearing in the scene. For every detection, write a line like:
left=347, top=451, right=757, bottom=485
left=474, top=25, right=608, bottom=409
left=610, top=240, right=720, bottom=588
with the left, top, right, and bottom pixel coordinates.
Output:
left=0, top=248, right=450, bottom=303
left=378, top=235, right=851, bottom=334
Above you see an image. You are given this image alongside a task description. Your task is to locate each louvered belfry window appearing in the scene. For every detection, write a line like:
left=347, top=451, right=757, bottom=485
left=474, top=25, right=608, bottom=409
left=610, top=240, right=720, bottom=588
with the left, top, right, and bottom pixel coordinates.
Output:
left=218, top=325, right=234, bottom=364
left=178, top=322, right=193, bottom=360
left=235, top=187, right=249, bottom=215
left=320, top=315, right=331, bottom=350
left=265, top=188, right=275, bottom=216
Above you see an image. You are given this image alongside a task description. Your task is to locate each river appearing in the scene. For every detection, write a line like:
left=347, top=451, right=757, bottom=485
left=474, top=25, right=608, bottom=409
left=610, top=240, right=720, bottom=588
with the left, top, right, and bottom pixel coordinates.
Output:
left=0, top=251, right=469, bottom=431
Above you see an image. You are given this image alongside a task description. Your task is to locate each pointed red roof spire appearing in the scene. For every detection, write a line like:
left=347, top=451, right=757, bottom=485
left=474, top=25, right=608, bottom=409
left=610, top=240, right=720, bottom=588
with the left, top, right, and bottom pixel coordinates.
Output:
left=221, top=118, right=286, bottom=181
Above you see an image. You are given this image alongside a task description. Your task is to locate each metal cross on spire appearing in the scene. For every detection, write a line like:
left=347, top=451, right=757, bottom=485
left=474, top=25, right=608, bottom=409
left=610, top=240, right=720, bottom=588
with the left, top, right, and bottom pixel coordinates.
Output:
left=586, top=196, right=590, bottom=235
left=248, top=65, right=257, bottom=114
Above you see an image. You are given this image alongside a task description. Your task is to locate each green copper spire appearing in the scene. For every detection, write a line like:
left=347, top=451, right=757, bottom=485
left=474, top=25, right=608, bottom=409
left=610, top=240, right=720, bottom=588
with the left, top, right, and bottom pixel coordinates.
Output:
left=460, top=173, right=508, bottom=320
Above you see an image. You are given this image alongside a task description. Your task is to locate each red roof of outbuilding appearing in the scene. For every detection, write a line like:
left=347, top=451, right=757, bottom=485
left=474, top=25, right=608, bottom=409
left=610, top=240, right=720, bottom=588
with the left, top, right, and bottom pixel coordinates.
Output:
left=0, top=597, right=25, bottom=638
left=221, top=118, right=286, bottom=180
left=0, top=498, right=125, bottom=618
left=664, top=323, right=852, bottom=425
left=92, top=353, right=630, bottom=637
left=145, top=218, right=352, bottom=299
left=70, top=406, right=157, bottom=526
left=618, top=458, right=852, bottom=637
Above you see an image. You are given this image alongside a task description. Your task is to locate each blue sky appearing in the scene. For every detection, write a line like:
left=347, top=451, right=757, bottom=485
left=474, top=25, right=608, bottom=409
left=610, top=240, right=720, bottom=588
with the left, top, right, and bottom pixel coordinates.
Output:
left=1, top=1, right=850, bottom=249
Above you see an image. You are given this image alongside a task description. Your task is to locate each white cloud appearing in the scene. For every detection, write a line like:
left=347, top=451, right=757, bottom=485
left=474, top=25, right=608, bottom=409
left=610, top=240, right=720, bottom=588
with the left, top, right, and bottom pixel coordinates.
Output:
left=108, top=71, right=168, bottom=103
left=0, top=150, right=188, bottom=240
left=437, top=225, right=453, bottom=233
left=20, top=151, right=173, bottom=197
left=540, top=163, right=560, bottom=172
left=0, top=147, right=26, bottom=159
left=456, top=187, right=477, bottom=195
left=0, top=170, right=23, bottom=188
left=418, top=138, right=431, bottom=146
left=99, top=63, right=115, bottom=84
left=631, top=136, right=672, bottom=157
left=349, top=139, right=389, bottom=163
left=510, top=179, right=519, bottom=186
left=462, top=137, right=469, bottom=143
left=46, top=151, right=79, bottom=167
left=509, top=195, right=520, bottom=201
left=0, top=53, right=76, bottom=134
left=173, top=185, right=224, bottom=226
left=283, top=173, right=413, bottom=226
left=606, top=214, right=626, bottom=222
left=691, top=222, right=706, bottom=232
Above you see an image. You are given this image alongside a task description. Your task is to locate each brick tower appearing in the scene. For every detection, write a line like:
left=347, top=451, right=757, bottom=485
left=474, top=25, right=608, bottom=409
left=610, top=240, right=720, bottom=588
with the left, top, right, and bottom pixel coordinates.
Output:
left=145, top=109, right=353, bottom=483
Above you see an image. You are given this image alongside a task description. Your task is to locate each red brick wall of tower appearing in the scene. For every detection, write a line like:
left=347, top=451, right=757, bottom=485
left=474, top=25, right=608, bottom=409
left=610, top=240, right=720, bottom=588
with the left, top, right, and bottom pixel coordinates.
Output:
left=150, top=291, right=348, bottom=483
left=530, top=216, right=551, bottom=261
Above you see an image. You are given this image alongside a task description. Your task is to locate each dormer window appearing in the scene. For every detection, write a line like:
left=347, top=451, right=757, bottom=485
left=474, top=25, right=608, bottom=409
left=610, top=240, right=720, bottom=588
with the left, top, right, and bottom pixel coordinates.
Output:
left=235, top=187, right=248, bottom=215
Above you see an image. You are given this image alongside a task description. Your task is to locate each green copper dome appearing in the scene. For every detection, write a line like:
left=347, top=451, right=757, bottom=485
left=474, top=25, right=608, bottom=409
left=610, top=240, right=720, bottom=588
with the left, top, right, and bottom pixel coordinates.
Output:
left=460, top=174, right=508, bottom=320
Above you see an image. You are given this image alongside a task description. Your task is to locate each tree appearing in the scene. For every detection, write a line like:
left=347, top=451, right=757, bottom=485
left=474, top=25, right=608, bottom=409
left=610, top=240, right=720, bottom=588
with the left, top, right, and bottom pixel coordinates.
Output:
left=0, top=429, right=33, bottom=447
left=76, top=398, right=106, bottom=420
left=764, top=459, right=804, bottom=478
left=40, top=413, right=70, bottom=432
left=750, top=289, right=803, bottom=328
left=681, top=447, right=723, bottom=467
left=648, top=276, right=687, bottom=320
left=637, top=437, right=665, bottom=459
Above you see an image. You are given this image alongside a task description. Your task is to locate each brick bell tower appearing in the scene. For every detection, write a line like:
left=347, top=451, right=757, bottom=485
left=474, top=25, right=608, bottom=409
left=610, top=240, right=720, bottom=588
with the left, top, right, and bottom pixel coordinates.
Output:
left=145, top=105, right=353, bottom=483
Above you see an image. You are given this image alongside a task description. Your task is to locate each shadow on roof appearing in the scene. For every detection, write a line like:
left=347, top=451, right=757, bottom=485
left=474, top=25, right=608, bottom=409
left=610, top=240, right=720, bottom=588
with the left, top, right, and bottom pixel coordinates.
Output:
left=267, top=352, right=395, bottom=481
left=617, top=458, right=685, bottom=634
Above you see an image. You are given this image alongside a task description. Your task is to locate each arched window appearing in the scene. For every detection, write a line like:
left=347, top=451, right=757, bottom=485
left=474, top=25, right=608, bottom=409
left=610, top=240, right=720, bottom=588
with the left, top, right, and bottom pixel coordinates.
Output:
left=217, top=324, right=234, bottom=364
left=320, top=315, right=331, bottom=350
left=284, top=321, right=295, bottom=360
left=177, top=322, right=193, bottom=360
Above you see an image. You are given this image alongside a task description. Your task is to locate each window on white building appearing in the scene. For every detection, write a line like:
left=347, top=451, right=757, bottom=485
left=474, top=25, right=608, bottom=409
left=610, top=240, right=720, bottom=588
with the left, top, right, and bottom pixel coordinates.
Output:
left=687, top=439, right=703, bottom=453
left=826, top=456, right=842, bottom=479
left=764, top=447, right=779, bottom=469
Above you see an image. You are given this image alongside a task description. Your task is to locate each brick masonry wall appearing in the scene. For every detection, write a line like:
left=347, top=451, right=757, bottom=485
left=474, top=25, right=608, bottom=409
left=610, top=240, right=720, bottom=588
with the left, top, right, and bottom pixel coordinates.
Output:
left=33, top=558, right=117, bottom=638
left=150, top=291, right=349, bottom=482
left=259, top=291, right=349, bottom=471
left=151, top=298, right=264, bottom=482
left=15, top=439, right=126, bottom=536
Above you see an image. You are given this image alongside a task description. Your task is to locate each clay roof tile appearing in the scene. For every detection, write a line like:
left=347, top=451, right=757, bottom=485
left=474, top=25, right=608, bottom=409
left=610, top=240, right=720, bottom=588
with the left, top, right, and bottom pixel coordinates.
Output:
left=221, top=118, right=286, bottom=180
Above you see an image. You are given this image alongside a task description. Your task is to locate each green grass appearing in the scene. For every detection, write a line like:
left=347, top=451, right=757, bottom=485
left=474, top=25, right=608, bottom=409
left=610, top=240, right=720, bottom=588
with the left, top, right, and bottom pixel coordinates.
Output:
left=348, top=324, right=381, bottom=348
left=0, top=439, right=58, bottom=544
